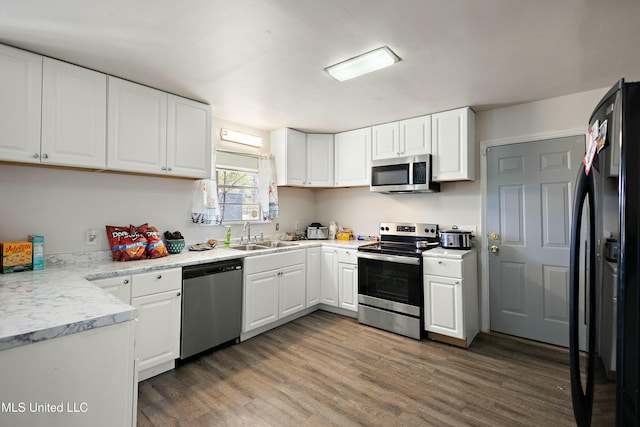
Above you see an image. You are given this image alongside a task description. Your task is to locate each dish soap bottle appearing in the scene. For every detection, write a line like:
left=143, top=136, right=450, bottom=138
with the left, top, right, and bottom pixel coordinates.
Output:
left=225, top=226, right=231, bottom=247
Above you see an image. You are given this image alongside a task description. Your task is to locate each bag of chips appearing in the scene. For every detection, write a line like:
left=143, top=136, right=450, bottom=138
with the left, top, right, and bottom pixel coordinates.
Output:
left=135, top=223, right=169, bottom=259
left=105, top=225, right=148, bottom=261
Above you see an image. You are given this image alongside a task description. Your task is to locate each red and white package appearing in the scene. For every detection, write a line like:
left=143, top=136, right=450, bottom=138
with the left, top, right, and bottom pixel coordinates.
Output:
left=135, top=223, right=169, bottom=259
left=105, top=225, right=148, bottom=261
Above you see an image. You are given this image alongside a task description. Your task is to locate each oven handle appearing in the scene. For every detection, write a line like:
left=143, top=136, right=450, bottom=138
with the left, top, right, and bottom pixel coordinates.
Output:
left=357, top=252, right=421, bottom=265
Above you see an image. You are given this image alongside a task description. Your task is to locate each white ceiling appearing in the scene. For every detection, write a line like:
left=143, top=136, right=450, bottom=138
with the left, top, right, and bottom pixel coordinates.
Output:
left=1, top=0, right=640, bottom=133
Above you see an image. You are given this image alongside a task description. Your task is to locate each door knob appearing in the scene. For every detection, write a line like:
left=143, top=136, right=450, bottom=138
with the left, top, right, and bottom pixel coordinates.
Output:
left=490, top=232, right=500, bottom=240
left=490, top=245, right=500, bottom=254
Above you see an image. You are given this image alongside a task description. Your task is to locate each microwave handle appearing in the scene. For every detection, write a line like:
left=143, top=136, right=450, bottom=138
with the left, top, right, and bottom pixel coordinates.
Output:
left=408, top=162, right=413, bottom=185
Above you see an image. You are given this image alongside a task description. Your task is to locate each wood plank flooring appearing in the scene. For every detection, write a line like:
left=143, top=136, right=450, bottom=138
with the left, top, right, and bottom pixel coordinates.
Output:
left=137, top=311, right=616, bottom=426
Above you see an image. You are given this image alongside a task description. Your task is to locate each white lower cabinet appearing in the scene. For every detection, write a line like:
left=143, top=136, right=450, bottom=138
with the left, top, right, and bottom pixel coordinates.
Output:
left=306, top=247, right=322, bottom=307
left=0, top=320, right=137, bottom=427
left=320, top=247, right=338, bottom=306
left=321, top=247, right=358, bottom=312
left=423, top=251, right=478, bottom=347
left=243, top=249, right=306, bottom=334
left=338, top=249, right=358, bottom=312
left=131, top=268, right=182, bottom=381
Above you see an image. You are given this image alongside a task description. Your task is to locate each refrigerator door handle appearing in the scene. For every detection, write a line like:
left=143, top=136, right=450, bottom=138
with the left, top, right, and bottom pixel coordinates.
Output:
left=569, top=163, right=597, bottom=427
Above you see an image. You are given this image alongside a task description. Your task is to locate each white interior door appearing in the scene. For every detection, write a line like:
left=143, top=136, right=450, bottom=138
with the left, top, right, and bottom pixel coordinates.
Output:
left=487, top=135, right=585, bottom=347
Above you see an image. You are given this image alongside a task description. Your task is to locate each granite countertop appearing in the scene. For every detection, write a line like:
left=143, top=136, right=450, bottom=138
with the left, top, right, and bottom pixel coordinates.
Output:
left=0, top=239, right=367, bottom=352
left=423, top=247, right=476, bottom=259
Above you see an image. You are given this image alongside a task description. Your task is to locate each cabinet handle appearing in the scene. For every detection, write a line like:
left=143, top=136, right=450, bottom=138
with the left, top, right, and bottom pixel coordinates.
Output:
left=455, top=281, right=460, bottom=285
left=176, top=292, right=181, bottom=296
left=123, top=279, right=129, bottom=284
left=167, top=167, right=172, bottom=172
left=161, top=166, right=167, bottom=171
left=157, top=274, right=162, bottom=279
left=33, top=153, right=39, bottom=159
left=438, top=261, right=442, bottom=264
left=42, top=153, right=48, bottom=159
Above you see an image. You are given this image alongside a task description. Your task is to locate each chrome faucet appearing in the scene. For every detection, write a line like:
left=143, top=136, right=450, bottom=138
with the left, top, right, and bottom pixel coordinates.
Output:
left=243, top=221, right=251, bottom=243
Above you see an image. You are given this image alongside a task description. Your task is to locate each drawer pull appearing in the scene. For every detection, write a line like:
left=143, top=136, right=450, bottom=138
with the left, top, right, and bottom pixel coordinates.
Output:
left=176, top=292, right=181, bottom=297
left=438, top=261, right=442, bottom=264
left=157, top=274, right=162, bottom=280
left=455, top=280, right=460, bottom=285
left=123, top=279, right=129, bottom=285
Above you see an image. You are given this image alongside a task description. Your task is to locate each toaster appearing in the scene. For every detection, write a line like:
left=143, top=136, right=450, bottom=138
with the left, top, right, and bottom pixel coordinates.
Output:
left=307, top=225, right=329, bottom=240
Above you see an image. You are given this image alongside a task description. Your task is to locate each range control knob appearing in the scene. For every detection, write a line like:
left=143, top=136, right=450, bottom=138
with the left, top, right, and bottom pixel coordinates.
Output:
left=380, top=226, right=384, bottom=231
left=431, top=228, right=435, bottom=233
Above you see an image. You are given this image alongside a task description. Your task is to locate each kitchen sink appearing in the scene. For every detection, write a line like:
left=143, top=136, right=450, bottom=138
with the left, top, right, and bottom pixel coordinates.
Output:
left=259, top=241, right=298, bottom=248
left=229, top=244, right=268, bottom=251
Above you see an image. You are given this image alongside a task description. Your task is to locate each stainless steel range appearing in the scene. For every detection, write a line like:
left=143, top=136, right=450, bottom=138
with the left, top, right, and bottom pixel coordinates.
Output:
left=357, top=222, right=439, bottom=339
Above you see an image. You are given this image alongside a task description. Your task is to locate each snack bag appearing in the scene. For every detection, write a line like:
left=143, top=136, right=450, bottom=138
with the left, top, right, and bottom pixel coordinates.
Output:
left=105, top=225, right=147, bottom=261
left=136, top=223, right=169, bottom=259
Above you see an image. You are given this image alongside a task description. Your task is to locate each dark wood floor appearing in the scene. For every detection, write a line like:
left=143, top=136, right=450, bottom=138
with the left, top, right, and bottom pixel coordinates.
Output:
left=137, top=311, right=616, bottom=426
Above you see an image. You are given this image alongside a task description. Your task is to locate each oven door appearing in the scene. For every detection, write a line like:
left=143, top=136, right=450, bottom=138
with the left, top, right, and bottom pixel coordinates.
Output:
left=357, top=252, right=422, bottom=309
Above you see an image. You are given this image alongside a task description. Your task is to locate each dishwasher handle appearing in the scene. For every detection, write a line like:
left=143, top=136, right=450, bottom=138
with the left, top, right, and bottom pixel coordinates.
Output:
left=182, top=259, right=243, bottom=280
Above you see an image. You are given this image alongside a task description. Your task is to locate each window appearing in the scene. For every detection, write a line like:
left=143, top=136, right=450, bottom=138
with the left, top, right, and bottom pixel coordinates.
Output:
left=216, top=151, right=262, bottom=222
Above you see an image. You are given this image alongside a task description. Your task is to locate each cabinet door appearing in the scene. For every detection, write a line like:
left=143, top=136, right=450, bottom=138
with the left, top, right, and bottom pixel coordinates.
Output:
left=306, top=133, right=334, bottom=186
left=107, top=76, right=167, bottom=175
left=334, top=127, right=371, bottom=187
left=92, top=276, right=131, bottom=304
left=400, top=115, right=431, bottom=156
left=0, top=44, right=42, bottom=163
left=286, top=129, right=307, bottom=186
left=41, top=58, right=107, bottom=168
left=431, top=107, right=475, bottom=182
left=320, top=248, right=338, bottom=306
left=166, top=94, right=211, bottom=178
left=338, top=262, right=358, bottom=312
left=279, top=263, right=306, bottom=318
left=306, top=247, right=322, bottom=307
left=424, top=274, right=464, bottom=339
left=244, top=270, right=279, bottom=332
left=132, top=289, right=181, bottom=372
left=372, top=122, right=400, bottom=160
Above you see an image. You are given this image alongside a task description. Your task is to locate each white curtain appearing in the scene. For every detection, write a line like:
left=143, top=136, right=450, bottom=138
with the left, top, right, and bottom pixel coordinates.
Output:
left=190, top=179, right=221, bottom=225
left=258, top=154, right=279, bottom=220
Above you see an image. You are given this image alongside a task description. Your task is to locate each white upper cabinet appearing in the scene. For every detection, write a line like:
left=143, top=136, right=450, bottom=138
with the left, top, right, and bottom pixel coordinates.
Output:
left=0, top=44, right=42, bottom=163
left=372, top=116, right=431, bottom=161
left=271, top=128, right=307, bottom=186
left=271, top=129, right=333, bottom=187
left=107, top=77, right=168, bottom=175
left=431, top=107, right=475, bottom=182
left=306, top=133, right=334, bottom=186
left=166, top=94, right=211, bottom=178
left=372, top=122, right=400, bottom=160
left=41, top=58, right=107, bottom=168
left=400, top=115, right=432, bottom=157
left=334, top=127, right=371, bottom=187
left=108, top=77, right=211, bottom=178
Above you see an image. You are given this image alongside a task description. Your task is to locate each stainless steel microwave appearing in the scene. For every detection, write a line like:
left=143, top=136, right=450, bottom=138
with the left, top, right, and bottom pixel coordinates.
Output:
left=370, top=154, right=440, bottom=193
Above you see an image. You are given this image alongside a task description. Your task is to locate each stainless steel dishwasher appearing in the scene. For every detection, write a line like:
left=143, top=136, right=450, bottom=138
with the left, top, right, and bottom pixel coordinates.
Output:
left=180, top=258, right=243, bottom=359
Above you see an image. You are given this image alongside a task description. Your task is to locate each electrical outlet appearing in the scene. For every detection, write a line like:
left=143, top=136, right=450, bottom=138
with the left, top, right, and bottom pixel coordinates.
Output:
left=295, top=221, right=300, bottom=230
left=85, top=229, right=98, bottom=246
left=275, top=223, right=280, bottom=231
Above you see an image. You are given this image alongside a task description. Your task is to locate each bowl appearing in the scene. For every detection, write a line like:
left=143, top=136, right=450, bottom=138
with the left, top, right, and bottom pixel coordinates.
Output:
left=165, top=239, right=185, bottom=254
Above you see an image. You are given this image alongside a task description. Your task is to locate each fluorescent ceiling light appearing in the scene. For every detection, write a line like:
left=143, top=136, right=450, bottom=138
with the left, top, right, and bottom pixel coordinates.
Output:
left=220, top=128, right=263, bottom=147
left=325, top=46, right=400, bottom=82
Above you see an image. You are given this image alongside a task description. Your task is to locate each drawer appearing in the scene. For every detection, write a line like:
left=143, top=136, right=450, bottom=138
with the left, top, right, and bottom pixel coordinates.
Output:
left=337, top=248, right=357, bottom=264
left=132, top=267, right=181, bottom=297
left=423, top=257, right=462, bottom=278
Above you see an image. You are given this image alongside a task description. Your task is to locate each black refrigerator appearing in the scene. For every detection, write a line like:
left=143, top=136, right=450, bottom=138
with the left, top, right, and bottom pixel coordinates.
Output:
left=570, top=79, right=640, bottom=426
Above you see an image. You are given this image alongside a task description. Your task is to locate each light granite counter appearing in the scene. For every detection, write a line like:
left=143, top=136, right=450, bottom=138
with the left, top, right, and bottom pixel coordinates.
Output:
left=0, top=239, right=368, bottom=352
left=423, top=247, right=476, bottom=259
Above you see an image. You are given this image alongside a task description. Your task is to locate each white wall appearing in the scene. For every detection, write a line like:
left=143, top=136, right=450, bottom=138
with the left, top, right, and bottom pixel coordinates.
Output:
left=315, top=182, right=480, bottom=236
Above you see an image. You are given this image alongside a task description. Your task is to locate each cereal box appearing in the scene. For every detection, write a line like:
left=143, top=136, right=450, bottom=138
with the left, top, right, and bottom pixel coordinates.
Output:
left=28, top=235, right=45, bottom=271
left=1, top=241, right=33, bottom=273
